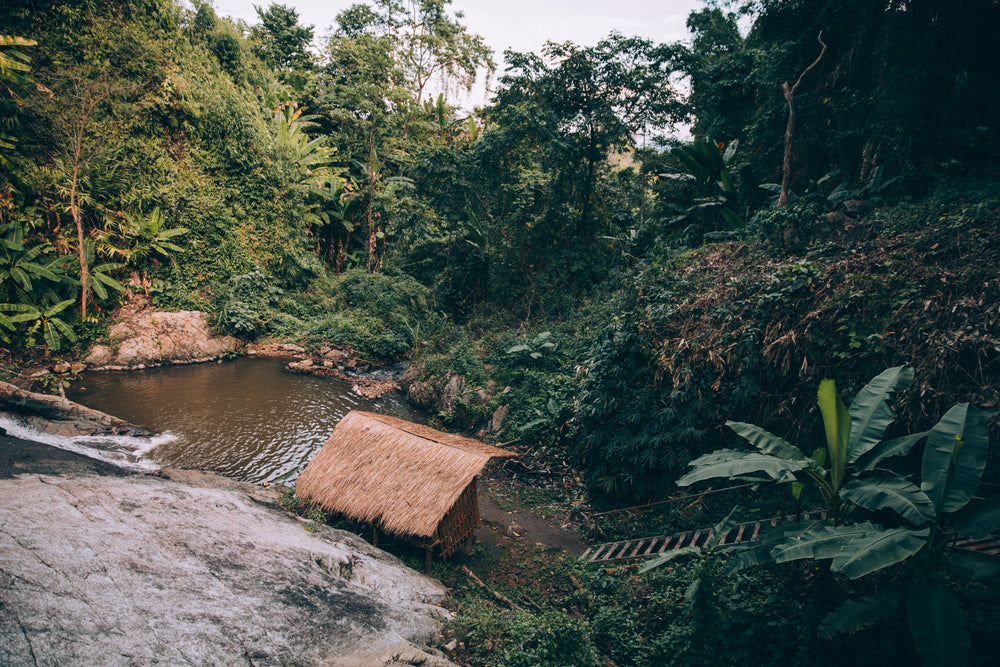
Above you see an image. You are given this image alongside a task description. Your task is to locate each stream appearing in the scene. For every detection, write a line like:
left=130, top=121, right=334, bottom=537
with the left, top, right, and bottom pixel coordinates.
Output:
left=66, top=357, right=425, bottom=484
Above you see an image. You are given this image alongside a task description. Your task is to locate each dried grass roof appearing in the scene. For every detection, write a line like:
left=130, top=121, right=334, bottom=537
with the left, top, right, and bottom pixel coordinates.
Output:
left=295, top=411, right=515, bottom=538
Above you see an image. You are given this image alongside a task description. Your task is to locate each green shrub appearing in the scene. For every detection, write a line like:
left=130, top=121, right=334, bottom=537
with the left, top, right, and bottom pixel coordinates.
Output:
left=500, top=610, right=600, bottom=667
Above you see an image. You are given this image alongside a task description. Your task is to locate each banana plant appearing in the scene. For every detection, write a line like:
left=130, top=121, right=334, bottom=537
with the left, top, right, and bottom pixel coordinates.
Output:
left=96, top=207, right=188, bottom=265
left=676, top=367, right=997, bottom=666
left=0, top=298, right=77, bottom=352
left=661, top=138, right=744, bottom=231
left=0, top=220, right=75, bottom=304
left=814, top=403, right=996, bottom=667
left=678, top=366, right=918, bottom=524
left=81, top=239, right=124, bottom=302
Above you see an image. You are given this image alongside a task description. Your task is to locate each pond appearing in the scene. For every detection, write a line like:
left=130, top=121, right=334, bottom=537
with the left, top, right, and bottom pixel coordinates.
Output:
left=66, top=357, right=425, bottom=484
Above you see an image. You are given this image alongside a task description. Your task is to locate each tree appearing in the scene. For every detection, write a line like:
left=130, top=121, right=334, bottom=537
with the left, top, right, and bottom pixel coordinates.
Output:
left=490, top=35, right=683, bottom=248
left=334, top=0, right=494, bottom=103
left=250, top=3, right=314, bottom=72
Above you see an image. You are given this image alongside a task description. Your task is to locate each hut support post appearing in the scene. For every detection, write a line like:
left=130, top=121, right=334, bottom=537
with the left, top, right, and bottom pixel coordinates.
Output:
left=424, top=548, right=433, bottom=575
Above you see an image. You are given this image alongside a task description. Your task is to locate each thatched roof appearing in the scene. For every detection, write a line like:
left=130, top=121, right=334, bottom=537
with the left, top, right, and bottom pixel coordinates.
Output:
left=295, top=411, right=515, bottom=539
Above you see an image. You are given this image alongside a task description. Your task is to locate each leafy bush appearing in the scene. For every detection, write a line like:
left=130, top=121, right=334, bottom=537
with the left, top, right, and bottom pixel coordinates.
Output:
left=212, top=270, right=283, bottom=339
left=500, top=610, right=600, bottom=667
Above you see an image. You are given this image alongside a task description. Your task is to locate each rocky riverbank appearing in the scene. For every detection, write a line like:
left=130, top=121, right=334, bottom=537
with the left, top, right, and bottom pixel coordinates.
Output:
left=0, top=434, right=455, bottom=666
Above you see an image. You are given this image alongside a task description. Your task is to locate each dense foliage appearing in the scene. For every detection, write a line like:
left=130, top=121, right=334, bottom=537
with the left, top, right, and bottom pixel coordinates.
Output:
left=2, top=2, right=998, bottom=662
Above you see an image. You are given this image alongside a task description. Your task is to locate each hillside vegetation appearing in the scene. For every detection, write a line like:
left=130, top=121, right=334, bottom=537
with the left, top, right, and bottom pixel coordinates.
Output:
left=2, top=1, right=998, bottom=664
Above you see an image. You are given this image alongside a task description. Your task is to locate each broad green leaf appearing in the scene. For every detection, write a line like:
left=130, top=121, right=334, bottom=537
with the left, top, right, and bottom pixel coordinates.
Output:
left=21, top=262, right=59, bottom=282
left=43, top=320, right=59, bottom=351
left=50, top=317, right=76, bottom=343
left=726, top=421, right=810, bottom=462
left=945, top=549, right=1000, bottom=581
left=727, top=543, right=776, bottom=573
left=705, top=506, right=741, bottom=552
left=952, top=494, right=1000, bottom=539
left=94, top=272, right=125, bottom=293
left=855, top=431, right=928, bottom=472
left=818, top=594, right=899, bottom=638
left=0, top=311, right=13, bottom=330
left=157, top=226, right=190, bottom=239
left=771, top=522, right=874, bottom=563
left=676, top=450, right=805, bottom=486
left=11, top=266, right=31, bottom=290
left=842, top=478, right=935, bottom=526
left=921, top=404, right=990, bottom=514
left=43, top=299, right=75, bottom=318
left=89, top=277, right=108, bottom=300
left=847, top=366, right=913, bottom=464
left=831, top=527, right=928, bottom=579
left=818, top=379, right=851, bottom=491
left=638, top=546, right=702, bottom=573
left=906, top=581, right=969, bottom=667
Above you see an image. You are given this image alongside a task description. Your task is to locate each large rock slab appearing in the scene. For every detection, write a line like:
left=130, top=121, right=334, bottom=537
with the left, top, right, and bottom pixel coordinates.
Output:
left=0, top=471, right=453, bottom=666
left=85, top=309, right=239, bottom=369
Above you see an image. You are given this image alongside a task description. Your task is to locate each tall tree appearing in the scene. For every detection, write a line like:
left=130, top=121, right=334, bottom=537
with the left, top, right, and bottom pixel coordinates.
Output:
left=491, top=35, right=683, bottom=240
left=250, top=3, right=314, bottom=72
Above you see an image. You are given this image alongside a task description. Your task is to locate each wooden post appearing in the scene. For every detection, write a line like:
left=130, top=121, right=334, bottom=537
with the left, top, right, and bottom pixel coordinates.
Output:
left=424, top=548, right=433, bottom=575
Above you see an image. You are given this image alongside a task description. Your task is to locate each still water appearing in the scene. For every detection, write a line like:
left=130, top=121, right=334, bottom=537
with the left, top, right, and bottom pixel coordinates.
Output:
left=67, top=357, right=425, bottom=484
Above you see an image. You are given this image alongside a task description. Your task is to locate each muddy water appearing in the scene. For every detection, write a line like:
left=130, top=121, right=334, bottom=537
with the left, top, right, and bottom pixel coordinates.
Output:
left=67, top=357, right=424, bottom=484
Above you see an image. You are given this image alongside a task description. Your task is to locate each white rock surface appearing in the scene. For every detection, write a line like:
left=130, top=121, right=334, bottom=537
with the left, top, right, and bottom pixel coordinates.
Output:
left=0, top=472, right=453, bottom=666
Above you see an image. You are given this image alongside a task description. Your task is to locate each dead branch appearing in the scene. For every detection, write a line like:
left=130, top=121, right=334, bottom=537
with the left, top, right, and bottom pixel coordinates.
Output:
left=778, top=32, right=827, bottom=208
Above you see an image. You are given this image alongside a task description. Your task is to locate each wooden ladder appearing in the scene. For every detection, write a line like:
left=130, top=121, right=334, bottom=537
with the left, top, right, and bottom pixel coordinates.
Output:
left=580, top=510, right=1000, bottom=565
left=579, top=510, right=828, bottom=565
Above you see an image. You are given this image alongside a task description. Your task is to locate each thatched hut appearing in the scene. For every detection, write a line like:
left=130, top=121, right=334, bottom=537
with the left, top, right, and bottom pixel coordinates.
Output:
left=296, top=411, right=515, bottom=560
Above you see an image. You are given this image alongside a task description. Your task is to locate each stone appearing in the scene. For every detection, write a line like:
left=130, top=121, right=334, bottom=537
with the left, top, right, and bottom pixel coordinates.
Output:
left=0, top=471, right=454, bottom=666
left=52, top=362, right=72, bottom=374
left=439, top=375, right=465, bottom=413
left=407, top=380, right=436, bottom=409
left=0, top=381, right=155, bottom=441
left=842, top=199, right=874, bottom=217
left=487, top=404, right=510, bottom=436
left=324, top=348, right=348, bottom=362
left=84, top=310, right=239, bottom=369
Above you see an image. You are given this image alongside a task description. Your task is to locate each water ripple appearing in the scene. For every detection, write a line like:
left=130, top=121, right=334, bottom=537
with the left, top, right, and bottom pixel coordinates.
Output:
left=67, top=357, right=425, bottom=483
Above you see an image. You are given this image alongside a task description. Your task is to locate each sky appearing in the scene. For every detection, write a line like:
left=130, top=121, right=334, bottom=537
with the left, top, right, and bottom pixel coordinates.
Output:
left=206, top=0, right=708, bottom=106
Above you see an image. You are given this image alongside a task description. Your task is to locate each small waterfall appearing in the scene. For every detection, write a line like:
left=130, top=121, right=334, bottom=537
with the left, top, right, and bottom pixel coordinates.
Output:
left=0, top=415, right=172, bottom=473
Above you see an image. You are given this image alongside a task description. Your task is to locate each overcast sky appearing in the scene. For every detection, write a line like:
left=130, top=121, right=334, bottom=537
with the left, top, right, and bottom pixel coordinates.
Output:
left=206, top=0, right=708, bottom=107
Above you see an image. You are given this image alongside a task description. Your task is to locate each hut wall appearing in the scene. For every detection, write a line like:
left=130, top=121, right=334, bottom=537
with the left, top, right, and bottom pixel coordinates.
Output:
left=434, top=479, right=480, bottom=558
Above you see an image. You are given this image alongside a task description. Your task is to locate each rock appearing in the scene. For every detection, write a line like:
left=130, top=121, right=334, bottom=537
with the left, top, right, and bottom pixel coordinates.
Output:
left=324, top=348, right=348, bottom=362
left=279, top=343, right=306, bottom=353
left=83, top=344, right=114, bottom=367
left=84, top=309, right=239, bottom=369
left=842, top=199, right=874, bottom=217
left=819, top=211, right=853, bottom=228
left=487, top=404, right=510, bottom=436
left=399, top=362, right=424, bottom=387
left=407, top=380, right=437, bottom=409
left=439, top=375, right=465, bottom=413
left=0, top=471, right=454, bottom=666
left=323, top=360, right=333, bottom=368
left=52, top=362, right=72, bottom=374
left=290, top=358, right=314, bottom=370
left=0, top=381, right=155, bottom=440
left=69, top=363, right=86, bottom=374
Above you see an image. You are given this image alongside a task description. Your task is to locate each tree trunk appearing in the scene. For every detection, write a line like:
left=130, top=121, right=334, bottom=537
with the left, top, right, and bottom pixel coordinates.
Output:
left=778, top=33, right=827, bottom=209
left=70, top=128, right=89, bottom=320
